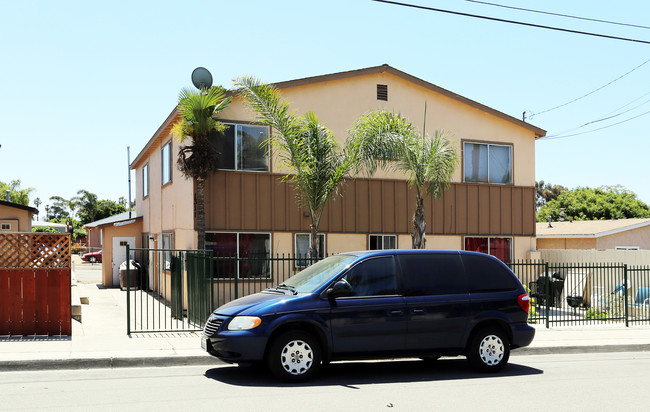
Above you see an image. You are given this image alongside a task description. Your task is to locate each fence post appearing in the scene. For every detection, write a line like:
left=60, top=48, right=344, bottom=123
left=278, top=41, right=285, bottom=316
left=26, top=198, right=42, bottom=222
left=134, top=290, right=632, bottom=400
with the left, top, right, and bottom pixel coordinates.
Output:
left=545, top=262, right=550, bottom=329
left=234, top=255, right=239, bottom=300
left=126, top=244, right=131, bottom=335
left=623, top=264, right=630, bottom=328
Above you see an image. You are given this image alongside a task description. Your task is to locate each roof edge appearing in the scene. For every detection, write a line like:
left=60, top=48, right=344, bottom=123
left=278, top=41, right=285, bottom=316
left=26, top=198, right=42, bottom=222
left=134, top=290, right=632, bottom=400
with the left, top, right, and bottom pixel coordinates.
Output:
left=272, top=64, right=546, bottom=137
left=0, top=200, right=39, bottom=214
left=131, top=107, right=179, bottom=169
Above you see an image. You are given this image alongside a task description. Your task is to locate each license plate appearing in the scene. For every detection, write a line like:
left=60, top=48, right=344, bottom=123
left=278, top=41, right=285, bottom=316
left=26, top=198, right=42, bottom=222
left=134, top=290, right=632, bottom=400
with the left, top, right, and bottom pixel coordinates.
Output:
left=201, top=337, right=208, bottom=351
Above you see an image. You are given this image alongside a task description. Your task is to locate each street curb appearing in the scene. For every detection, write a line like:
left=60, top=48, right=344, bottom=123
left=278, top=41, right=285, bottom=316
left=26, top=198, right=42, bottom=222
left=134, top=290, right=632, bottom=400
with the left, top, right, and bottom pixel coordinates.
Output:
left=0, top=356, right=225, bottom=372
left=514, top=343, right=650, bottom=356
left=2, top=344, right=650, bottom=372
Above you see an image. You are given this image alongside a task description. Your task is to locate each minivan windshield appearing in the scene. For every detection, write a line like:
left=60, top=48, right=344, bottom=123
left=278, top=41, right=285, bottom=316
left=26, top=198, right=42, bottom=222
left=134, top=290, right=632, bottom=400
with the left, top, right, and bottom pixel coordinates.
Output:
left=280, top=254, right=357, bottom=293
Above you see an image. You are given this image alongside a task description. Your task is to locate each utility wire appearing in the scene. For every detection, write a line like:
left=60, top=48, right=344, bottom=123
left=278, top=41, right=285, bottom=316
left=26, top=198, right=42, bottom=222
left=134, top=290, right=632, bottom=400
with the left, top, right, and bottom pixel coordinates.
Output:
left=372, top=0, right=650, bottom=44
left=541, top=108, right=650, bottom=140
left=460, top=0, right=650, bottom=30
left=532, top=58, right=650, bottom=117
left=543, top=97, right=650, bottom=137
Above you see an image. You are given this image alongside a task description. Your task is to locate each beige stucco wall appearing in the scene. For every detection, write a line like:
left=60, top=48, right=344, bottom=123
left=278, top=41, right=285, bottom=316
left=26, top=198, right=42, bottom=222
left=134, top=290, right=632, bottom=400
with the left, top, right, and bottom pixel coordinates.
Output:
left=537, top=237, right=598, bottom=250
left=0, top=204, right=33, bottom=232
left=134, top=134, right=194, bottom=249
left=217, top=71, right=537, bottom=187
left=596, top=227, right=650, bottom=250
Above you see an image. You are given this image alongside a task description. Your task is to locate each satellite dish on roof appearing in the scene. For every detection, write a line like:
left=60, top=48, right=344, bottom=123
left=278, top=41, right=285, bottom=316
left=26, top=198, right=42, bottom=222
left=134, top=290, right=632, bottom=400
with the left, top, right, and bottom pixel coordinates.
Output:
left=191, top=67, right=213, bottom=90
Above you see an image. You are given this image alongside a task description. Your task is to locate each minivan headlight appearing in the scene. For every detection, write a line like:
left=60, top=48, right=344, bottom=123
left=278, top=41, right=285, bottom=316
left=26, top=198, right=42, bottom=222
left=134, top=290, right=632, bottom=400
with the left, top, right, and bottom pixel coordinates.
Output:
left=227, top=316, right=262, bottom=331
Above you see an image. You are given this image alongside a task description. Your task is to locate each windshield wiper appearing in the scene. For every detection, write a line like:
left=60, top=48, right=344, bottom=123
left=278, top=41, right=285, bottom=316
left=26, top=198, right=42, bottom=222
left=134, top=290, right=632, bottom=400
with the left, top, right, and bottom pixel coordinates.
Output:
left=276, top=283, right=297, bottom=295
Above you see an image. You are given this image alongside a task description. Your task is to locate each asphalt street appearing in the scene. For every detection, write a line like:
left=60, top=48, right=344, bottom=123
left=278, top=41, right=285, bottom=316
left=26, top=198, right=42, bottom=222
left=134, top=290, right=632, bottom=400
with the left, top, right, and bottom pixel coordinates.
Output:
left=2, top=352, right=650, bottom=411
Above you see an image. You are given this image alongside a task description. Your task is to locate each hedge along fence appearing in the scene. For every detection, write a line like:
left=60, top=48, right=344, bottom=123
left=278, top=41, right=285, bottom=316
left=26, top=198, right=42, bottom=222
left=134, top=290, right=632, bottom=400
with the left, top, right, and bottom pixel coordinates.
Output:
left=0, top=233, right=71, bottom=336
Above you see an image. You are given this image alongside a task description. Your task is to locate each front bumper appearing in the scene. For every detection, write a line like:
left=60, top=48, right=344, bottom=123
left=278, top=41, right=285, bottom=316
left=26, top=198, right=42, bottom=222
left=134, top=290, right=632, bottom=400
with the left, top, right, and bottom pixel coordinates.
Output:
left=204, top=332, right=268, bottom=363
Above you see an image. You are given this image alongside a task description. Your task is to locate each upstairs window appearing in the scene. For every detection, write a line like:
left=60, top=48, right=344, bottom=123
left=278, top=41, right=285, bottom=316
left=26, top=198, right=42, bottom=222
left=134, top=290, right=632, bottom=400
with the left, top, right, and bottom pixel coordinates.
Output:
left=143, top=164, right=149, bottom=198
left=463, top=142, right=512, bottom=184
left=212, top=123, right=269, bottom=172
left=161, top=141, right=172, bottom=185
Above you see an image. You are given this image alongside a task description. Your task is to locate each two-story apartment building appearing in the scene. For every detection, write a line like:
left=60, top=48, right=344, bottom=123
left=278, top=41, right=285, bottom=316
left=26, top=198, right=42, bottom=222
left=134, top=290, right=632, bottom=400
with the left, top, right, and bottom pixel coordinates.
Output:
left=130, top=64, right=545, bottom=276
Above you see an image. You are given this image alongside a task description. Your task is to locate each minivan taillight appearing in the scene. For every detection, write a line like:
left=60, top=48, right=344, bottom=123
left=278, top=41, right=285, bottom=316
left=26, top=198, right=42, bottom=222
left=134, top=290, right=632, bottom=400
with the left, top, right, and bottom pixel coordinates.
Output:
left=518, top=293, right=530, bottom=314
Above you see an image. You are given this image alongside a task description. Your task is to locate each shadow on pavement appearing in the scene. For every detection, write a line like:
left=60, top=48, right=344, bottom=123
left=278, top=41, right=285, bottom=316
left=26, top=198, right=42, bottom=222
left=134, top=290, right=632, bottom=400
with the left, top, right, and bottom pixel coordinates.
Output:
left=203, top=358, right=543, bottom=387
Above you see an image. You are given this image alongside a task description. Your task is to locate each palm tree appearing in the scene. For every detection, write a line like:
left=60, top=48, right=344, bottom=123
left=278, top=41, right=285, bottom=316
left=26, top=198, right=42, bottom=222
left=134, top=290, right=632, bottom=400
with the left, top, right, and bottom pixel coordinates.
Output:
left=171, top=86, right=232, bottom=250
left=348, top=111, right=458, bottom=249
left=234, top=76, right=353, bottom=258
left=0, top=179, right=34, bottom=206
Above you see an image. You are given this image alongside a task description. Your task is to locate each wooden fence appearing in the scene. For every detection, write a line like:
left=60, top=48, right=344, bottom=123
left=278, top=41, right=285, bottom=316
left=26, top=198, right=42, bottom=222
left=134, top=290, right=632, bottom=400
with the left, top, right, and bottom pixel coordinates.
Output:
left=0, top=233, right=71, bottom=336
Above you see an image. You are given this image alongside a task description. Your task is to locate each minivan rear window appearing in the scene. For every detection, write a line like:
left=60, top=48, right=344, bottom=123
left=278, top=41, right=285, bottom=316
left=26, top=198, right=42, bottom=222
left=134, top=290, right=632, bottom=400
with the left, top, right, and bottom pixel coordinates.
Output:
left=462, top=255, right=518, bottom=292
left=399, top=254, right=467, bottom=295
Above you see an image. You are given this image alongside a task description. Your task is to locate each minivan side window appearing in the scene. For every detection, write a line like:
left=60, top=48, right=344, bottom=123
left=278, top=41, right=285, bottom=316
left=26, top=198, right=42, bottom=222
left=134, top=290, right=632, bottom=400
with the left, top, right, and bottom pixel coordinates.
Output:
left=341, top=257, right=398, bottom=297
left=462, top=255, right=518, bottom=292
left=398, top=254, right=467, bottom=296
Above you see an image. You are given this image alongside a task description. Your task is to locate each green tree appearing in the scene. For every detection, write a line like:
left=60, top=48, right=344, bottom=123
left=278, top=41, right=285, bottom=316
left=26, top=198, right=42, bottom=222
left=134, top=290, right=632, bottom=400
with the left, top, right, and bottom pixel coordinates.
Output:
left=74, top=190, right=126, bottom=224
left=537, top=185, right=650, bottom=222
left=0, top=179, right=34, bottom=206
left=235, top=76, right=356, bottom=257
left=75, top=190, right=99, bottom=224
left=47, top=196, right=71, bottom=220
left=535, top=180, right=567, bottom=209
left=171, top=86, right=232, bottom=250
left=348, top=111, right=458, bottom=249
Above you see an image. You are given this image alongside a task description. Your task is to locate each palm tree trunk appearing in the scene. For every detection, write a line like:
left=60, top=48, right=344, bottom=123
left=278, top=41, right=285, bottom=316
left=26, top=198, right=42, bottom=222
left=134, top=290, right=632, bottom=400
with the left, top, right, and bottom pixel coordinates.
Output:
left=196, top=178, right=206, bottom=250
left=411, top=195, right=426, bottom=249
left=309, top=223, right=319, bottom=261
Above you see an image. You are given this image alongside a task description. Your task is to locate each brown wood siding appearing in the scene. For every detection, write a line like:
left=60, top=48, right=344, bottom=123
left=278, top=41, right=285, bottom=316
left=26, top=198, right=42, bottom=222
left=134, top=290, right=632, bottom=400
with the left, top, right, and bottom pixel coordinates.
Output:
left=204, top=172, right=536, bottom=236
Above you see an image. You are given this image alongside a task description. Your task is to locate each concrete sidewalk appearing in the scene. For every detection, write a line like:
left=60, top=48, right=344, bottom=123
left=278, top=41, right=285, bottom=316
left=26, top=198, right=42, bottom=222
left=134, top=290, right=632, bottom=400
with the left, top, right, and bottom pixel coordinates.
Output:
left=1, top=268, right=649, bottom=371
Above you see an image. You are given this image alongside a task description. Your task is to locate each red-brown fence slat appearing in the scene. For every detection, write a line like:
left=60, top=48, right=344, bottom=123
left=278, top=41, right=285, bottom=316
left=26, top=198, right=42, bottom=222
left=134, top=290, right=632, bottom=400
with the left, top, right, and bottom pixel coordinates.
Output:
left=21, top=269, right=36, bottom=335
left=0, top=270, right=10, bottom=334
left=47, top=269, right=61, bottom=335
left=55, top=269, right=71, bottom=335
left=34, top=270, right=49, bottom=335
left=8, top=271, right=24, bottom=335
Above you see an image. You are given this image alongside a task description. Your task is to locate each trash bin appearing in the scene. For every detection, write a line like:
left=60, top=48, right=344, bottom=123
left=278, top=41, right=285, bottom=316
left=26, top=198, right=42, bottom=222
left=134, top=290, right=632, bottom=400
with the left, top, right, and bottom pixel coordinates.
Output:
left=119, top=260, right=141, bottom=290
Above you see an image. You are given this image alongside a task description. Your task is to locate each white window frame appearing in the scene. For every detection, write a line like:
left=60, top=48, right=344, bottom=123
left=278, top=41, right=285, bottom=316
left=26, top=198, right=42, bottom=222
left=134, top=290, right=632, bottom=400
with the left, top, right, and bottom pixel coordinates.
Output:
left=295, top=233, right=326, bottom=268
left=463, top=142, right=513, bottom=185
left=161, top=141, right=172, bottom=186
left=1, top=223, right=11, bottom=231
left=463, top=236, right=513, bottom=260
left=616, top=246, right=640, bottom=250
left=142, top=163, right=149, bottom=198
left=220, top=123, right=270, bottom=172
left=369, top=234, right=397, bottom=250
left=206, top=231, right=272, bottom=280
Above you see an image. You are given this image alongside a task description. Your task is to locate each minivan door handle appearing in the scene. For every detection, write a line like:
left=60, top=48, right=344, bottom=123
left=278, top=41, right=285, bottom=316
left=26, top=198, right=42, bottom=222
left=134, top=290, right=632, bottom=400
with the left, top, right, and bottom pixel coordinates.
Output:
left=411, top=308, right=425, bottom=315
left=388, top=310, right=404, bottom=316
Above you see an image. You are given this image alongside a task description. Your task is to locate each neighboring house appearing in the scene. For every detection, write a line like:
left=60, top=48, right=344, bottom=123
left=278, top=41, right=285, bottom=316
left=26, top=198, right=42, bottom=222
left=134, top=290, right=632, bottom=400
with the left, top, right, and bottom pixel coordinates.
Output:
left=32, top=221, right=67, bottom=233
left=131, top=64, right=546, bottom=267
left=83, top=211, right=143, bottom=286
left=537, top=218, right=650, bottom=251
left=0, top=200, right=38, bottom=232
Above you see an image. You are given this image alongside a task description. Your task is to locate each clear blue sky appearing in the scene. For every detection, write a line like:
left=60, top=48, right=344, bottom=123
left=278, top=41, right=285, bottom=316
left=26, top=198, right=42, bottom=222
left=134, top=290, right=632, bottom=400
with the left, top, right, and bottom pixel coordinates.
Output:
left=1, top=0, right=648, bottom=215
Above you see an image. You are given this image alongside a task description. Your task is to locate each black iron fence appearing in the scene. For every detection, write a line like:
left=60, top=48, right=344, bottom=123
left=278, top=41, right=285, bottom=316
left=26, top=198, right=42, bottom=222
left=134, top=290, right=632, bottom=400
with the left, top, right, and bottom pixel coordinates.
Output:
left=122, top=246, right=650, bottom=333
left=124, top=247, right=325, bottom=333
left=507, top=261, right=650, bottom=328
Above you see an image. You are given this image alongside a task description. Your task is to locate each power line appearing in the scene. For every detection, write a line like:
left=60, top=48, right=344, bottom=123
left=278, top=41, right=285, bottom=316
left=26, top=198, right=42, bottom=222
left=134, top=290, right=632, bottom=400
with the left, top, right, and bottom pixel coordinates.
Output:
left=371, top=0, right=650, bottom=44
left=541, top=108, right=650, bottom=140
left=461, top=0, right=650, bottom=30
left=532, top=58, right=650, bottom=117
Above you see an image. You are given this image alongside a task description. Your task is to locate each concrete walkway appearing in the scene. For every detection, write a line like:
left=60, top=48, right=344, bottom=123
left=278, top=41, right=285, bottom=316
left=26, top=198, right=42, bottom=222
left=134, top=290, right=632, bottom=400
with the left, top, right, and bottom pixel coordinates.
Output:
left=1, top=262, right=649, bottom=371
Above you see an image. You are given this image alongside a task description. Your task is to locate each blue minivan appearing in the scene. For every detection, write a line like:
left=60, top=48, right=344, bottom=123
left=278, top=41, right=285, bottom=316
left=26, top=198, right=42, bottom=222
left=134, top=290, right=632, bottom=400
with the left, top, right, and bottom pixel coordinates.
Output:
left=201, top=250, right=534, bottom=381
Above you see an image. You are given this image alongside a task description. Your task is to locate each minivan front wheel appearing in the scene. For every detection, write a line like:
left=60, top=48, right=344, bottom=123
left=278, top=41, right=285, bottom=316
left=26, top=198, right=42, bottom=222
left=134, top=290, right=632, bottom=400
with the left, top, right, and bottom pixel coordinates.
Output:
left=467, top=327, right=510, bottom=372
left=267, top=331, right=321, bottom=381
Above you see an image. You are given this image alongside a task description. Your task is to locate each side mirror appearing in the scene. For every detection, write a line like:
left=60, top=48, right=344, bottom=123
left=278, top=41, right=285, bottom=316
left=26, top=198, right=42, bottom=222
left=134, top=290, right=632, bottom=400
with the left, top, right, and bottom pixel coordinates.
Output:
left=326, top=280, right=354, bottom=300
